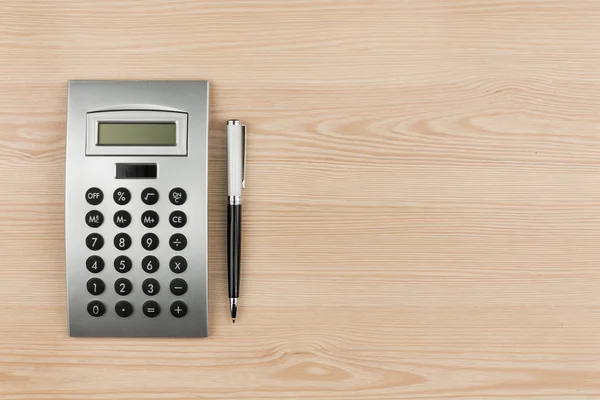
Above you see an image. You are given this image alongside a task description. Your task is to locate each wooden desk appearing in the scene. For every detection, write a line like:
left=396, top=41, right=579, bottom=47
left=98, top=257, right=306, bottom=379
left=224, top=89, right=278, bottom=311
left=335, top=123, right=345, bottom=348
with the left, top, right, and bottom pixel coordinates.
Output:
left=1, top=1, right=600, bottom=398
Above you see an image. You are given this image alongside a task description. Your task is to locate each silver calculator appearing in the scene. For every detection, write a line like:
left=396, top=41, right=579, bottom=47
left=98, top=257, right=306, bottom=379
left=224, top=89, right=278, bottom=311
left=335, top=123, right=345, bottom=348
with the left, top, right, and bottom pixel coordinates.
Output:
left=65, top=80, right=209, bottom=337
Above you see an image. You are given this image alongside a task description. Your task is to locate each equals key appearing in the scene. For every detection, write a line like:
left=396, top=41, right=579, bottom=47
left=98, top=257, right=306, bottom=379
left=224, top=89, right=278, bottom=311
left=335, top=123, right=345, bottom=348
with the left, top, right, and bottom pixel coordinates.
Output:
left=143, top=301, right=160, bottom=318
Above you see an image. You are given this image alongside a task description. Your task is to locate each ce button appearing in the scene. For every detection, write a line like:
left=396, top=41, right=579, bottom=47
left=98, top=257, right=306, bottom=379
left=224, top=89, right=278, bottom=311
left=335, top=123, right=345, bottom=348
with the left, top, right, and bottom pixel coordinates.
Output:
left=169, top=211, right=187, bottom=228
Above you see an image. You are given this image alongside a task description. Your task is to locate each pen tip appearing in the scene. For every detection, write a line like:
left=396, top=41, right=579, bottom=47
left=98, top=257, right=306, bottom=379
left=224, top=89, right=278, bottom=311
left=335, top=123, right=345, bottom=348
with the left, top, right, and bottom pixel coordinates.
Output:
left=230, top=298, right=238, bottom=321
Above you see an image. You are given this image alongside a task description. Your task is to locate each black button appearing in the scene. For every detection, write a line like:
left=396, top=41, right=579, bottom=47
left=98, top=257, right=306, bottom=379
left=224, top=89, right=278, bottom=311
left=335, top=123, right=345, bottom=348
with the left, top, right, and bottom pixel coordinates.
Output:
left=86, top=233, right=104, bottom=251
left=87, top=300, right=106, bottom=317
left=85, top=187, right=103, bottom=205
left=141, top=188, right=159, bottom=205
left=170, top=300, right=187, bottom=318
left=169, top=211, right=187, bottom=228
left=170, top=278, right=188, bottom=296
left=141, top=233, right=159, bottom=250
left=141, top=255, right=159, bottom=273
left=86, top=278, right=105, bottom=295
left=141, top=210, right=159, bottom=228
left=114, top=278, right=133, bottom=296
left=86, top=255, right=104, bottom=273
left=114, top=233, right=132, bottom=250
left=113, top=187, right=131, bottom=205
left=85, top=210, right=104, bottom=228
left=169, top=256, right=187, bottom=273
left=169, top=233, right=187, bottom=251
left=143, top=300, right=161, bottom=318
left=113, top=210, right=131, bottom=228
left=114, top=255, right=132, bottom=273
left=169, top=188, right=187, bottom=205
left=115, top=300, right=133, bottom=318
left=142, top=278, right=160, bottom=296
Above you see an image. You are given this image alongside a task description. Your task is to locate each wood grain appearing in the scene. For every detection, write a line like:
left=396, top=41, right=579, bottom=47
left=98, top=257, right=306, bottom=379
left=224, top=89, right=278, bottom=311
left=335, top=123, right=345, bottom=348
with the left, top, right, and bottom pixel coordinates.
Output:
left=1, top=0, right=600, bottom=398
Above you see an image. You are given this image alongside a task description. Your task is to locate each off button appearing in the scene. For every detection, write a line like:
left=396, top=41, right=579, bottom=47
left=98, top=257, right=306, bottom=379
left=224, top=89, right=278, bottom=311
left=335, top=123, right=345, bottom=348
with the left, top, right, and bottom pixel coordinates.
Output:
left=85, top=187, right=103, bottom=205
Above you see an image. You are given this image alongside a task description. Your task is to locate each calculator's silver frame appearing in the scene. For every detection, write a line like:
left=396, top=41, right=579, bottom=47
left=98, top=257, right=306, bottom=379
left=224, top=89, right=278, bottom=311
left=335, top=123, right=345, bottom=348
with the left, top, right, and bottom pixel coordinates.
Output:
left=65, top=80, right=209, bottom=337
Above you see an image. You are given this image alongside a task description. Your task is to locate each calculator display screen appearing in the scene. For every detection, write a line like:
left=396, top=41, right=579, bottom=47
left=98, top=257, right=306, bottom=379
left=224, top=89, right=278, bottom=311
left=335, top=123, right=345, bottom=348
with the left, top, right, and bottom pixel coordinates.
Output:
left=97, top=123, right=177, bottom=146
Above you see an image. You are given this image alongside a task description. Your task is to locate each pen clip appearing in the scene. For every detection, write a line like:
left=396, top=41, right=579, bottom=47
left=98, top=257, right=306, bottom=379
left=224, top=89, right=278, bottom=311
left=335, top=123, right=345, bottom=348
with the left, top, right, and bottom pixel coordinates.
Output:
left=242, top=123, right=247, bottom=189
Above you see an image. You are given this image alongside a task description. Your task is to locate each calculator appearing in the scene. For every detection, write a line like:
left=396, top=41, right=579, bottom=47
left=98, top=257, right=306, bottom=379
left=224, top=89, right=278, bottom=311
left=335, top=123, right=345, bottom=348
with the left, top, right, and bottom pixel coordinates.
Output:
left=65, top=80, right=209, bottom=337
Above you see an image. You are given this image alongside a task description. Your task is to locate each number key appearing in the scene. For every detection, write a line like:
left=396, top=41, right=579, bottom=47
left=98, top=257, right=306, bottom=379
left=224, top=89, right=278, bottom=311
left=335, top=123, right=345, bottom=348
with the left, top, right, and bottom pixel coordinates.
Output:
left=114, top=233, right=132, bottom=250
left=142, top=255, right=159, bottom=273
left=87, top=300, right=106, bottom=317
left=142, top=278, right=160, bottom=296
left=86, top=255, right=104, bottom=273
left=86, top=233, right=104, bottom=251
left=87, top=278, right=105, bottom=295
left=114, top=255, right=132, bottom=273
left=114, top=278, right=132, bottom=296
left=141, top=233, right=159, bottom=251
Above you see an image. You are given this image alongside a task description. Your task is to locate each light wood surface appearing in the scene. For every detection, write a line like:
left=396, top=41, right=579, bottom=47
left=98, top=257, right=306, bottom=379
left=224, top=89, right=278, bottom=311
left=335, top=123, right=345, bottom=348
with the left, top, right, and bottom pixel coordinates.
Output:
left=1, top=0, right=600, bottom=398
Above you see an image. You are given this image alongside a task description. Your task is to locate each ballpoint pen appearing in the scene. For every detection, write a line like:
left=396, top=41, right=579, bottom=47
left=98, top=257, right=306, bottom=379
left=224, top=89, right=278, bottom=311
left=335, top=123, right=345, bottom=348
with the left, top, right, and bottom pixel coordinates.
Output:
left=226, top=119, right=246, bottom=323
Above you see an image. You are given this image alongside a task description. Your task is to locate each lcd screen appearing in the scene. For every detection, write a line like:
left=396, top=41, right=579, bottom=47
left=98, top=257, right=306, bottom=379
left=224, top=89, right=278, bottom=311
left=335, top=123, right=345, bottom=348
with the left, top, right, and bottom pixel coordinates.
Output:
left=97, top=123, right=177, bottom=146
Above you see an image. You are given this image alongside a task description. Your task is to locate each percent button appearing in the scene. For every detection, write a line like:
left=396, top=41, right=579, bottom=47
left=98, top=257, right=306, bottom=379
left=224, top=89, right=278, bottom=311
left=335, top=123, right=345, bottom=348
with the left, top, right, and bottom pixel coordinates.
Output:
left=113, top=187, right=131, bottom=205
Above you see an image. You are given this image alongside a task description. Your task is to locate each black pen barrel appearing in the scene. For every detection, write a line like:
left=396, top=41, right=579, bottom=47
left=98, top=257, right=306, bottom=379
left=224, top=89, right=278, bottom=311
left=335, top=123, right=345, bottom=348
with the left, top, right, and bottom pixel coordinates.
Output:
left=227, top=203, right=242, bottom=299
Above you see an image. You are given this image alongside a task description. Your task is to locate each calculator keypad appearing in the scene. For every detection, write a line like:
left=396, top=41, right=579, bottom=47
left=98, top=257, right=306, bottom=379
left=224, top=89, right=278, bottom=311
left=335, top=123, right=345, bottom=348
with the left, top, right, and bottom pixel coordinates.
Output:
left=83, top=187, right=190, bottom=320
